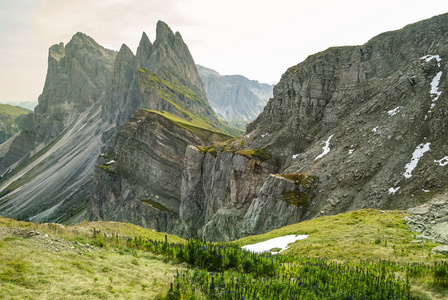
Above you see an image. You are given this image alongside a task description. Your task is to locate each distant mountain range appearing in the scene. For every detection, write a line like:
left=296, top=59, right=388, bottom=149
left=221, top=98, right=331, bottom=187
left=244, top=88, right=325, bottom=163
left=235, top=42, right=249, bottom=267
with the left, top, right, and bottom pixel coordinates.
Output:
left=197, top=65, right=273, bottom=123
left=1, top=101, right=38, bottom=111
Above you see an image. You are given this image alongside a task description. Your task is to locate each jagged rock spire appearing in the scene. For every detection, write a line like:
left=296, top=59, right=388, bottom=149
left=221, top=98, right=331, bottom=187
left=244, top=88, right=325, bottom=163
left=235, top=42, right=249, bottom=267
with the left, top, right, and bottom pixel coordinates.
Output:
left=136, top=32, right=153, bottom=67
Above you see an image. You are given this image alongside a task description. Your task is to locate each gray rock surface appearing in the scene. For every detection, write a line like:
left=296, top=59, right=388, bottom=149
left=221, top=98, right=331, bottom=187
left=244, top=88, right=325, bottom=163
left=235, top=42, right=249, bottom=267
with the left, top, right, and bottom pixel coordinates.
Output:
left=404, top=192, right=448, bottom=244
left=102, top=22, right=238, bottom=136
left=431, top=245, right=448, bottom=255
left=240, top=13, right=448, bottom=221
left=178, top=146, right=277, bottom=241
left=3, top=15, right=448, bottom=244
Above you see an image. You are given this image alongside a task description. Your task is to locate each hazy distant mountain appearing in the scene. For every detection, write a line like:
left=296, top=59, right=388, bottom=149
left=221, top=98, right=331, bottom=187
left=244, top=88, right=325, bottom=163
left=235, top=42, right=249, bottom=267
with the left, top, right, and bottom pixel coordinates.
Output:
left=0, top=104, right=31, bottom=144
left=6, top=101, right=38, bottom=111
left=197, top=65, right=274, bottom=122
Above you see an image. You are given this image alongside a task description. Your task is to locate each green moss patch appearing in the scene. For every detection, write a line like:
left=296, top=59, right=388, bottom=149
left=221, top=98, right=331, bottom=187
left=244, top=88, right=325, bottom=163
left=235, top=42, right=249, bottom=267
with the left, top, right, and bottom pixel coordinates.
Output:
left=235, top=148, right=271, bottom=161
left=141, top=109, right=232, bottom=145
left=95, top=165, right=115, bottom=174
left=137, top=68, right=241, bottom=137
left=139, top=199, right=171, bottom=213
left=196, top=145, right=218, bottom=157
left=277, top=173, right=317, bottom=207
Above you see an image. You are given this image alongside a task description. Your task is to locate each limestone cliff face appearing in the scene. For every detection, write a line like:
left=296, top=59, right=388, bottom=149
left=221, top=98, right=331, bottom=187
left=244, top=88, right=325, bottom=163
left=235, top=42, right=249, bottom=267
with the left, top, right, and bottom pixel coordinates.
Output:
left=197, top=65, right=274, bottom=122
left=241, top=13, right=448, bottom=221
left=87, top=109, right=232, bottom=231
left=179, top=146, right=278, bottom=241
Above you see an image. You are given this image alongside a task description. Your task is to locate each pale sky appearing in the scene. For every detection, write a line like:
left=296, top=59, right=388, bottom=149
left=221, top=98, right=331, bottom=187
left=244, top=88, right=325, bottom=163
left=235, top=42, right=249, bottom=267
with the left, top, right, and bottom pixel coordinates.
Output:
left=1, top=0, right=448, bottom=103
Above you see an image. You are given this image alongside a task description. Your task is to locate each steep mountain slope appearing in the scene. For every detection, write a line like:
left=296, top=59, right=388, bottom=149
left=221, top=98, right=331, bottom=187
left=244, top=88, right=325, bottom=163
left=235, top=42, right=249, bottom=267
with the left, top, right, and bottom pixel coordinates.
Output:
left=0, top=33, right=116, bottom=224
left=0, top=33, right=116, bottom=177
left=176, top=13, right=448, bottom=241
left=197, top=65, right=273, bottom=122
left=0, top=104, right=31, bottom=144
left=0, top=21, right=236, bottom=224
left=87, top=109, right=232, bottom=232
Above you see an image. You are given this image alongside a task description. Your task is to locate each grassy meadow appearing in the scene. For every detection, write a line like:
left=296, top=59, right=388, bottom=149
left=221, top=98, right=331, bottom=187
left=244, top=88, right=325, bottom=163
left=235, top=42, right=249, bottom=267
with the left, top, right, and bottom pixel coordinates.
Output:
left=0, top=209, right=447, bottom=299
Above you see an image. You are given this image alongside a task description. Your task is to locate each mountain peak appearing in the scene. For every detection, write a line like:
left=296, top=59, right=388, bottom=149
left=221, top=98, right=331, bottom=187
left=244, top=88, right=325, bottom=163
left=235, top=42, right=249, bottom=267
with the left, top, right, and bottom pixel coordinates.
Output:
left=48, top=42, right=65, bottom=62
left=136, top=31, right=153, bottom=67
left=155, top=20, right=175, bottom=45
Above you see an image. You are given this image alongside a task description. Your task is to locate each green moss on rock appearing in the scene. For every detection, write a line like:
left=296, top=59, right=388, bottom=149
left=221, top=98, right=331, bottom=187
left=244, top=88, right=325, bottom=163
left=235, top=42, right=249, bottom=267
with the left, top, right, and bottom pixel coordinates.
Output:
left=95, top=164, right=115, bottom=174
left=277, top=173, right=317, bottom=207
left=196, top=145, right=218, bottom=157
left=139, top=199, right=171, bottom=212
left=236, top=148, right=271, bottom=161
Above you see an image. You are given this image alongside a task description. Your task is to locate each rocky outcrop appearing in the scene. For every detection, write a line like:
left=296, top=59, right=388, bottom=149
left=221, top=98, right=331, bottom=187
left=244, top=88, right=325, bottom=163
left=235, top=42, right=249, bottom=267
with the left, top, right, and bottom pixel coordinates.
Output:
left=87, top=109, right=232, bottom=231
left=197, top=65, right=274, bottom=122
left=404, top=192, right=448, bottom=244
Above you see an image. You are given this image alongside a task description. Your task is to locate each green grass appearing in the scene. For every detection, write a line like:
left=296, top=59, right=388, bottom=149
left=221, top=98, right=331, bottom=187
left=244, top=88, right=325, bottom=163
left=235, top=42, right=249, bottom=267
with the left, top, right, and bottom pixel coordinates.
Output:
left=235, top=209, right=442, bottom=263
left=137, top=68, right=242, bottom=137
left=0, top=104, right=31, bottom=118
left=0, top=104, right=32, bottom=144
left=142, top=109, right=232, bottom=144
left=0, top=235, right=183, bottom=299
left=235, top=148, right=271, bottom=161
left=2, top=209, right=447, bottom=299
left=234, top=209, right=447, bottom=299
left=0, top=216, right=187, bottom=299
left=139, top=199, right=171, bottom=213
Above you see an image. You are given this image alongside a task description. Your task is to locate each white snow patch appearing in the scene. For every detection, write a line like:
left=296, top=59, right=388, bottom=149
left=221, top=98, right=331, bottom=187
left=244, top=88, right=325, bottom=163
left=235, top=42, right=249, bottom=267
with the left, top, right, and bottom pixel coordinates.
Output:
left=423, top=189, right=430, bottom=193
left=403, top=142, right=431, bottom=178
left=420, top=55, right=441, bottom=67
left=242, top=235, right=309, bottom=254
left=389, top=187, right=400, bottom=195
left=434, top=156, right=448, bottom=167
left=261, top=132, right=269, bottom=138
left=292, top=154, right=299, bottom=159
left=138, top=120, right=142, bottom=123
left=105, top=160, right=116, bottom=165
left=387, top=106, right=403, bottom=116
left=426, top=71, right=443, bottom=114
left=314, top=134, right=334, bottom=161
left=348, top=149, right=354, bottom=155
left=372, top=126, right=379, bottom=133
left=430, top=71, right=443, bottom=96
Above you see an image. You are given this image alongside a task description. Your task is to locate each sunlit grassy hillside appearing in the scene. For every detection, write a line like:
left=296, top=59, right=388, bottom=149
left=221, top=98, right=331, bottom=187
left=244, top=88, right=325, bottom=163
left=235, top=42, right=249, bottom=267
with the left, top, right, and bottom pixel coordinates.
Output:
left=0, top=217, right=186, bottom=299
